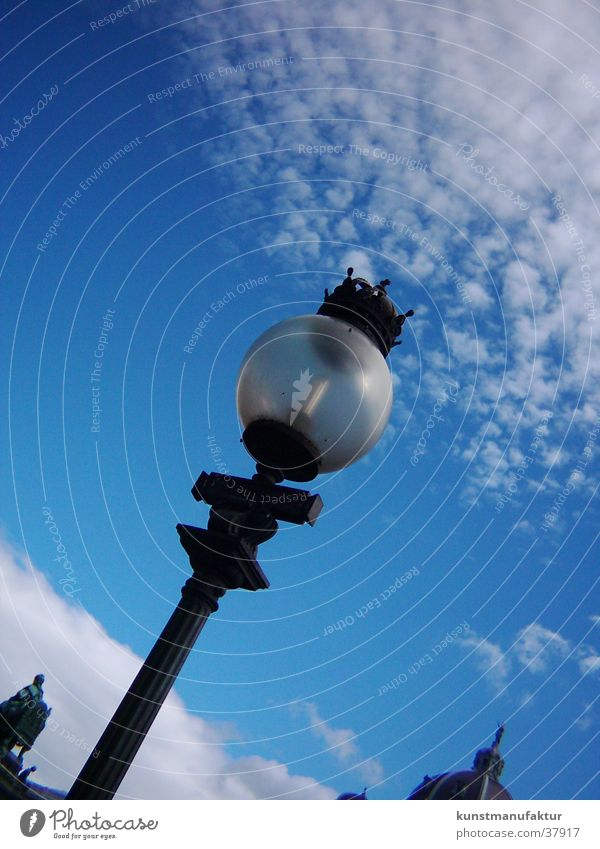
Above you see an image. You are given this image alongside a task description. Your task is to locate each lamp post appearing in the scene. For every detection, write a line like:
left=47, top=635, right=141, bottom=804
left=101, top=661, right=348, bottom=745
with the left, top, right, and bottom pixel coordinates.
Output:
left=67, top=269, right=413, bottom=800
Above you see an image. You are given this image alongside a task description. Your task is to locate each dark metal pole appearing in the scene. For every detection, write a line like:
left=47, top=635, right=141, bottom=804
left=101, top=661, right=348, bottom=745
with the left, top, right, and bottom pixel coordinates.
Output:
left=67, top=471, right=321, bottom=800
left=66, top=570, right=225, bottom=800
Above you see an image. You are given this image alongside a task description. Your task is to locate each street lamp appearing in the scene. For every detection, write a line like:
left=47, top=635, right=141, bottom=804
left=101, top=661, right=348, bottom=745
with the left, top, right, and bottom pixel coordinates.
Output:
left=67, top=269, right=413, bottom=800
left=238, top=269, right=413, bottom=481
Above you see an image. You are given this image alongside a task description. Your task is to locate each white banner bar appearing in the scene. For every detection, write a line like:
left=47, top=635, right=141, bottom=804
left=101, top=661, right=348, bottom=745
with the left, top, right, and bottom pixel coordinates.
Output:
left=1, top=800, right=597, bottom=848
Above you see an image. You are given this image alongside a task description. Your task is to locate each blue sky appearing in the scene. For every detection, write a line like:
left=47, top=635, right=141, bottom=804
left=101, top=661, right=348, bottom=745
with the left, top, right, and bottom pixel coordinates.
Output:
left=1, top=0, right=599, bottom=799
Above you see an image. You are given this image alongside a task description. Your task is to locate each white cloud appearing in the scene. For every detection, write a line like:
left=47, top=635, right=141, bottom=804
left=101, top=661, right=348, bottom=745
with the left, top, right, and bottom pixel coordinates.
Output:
left=152, top=0, right=600, bottom=511
left=461, top=620, right=600, bottom=698
left=301, top=701, right=384, bottom=785
left=458, top=631, right=510, bottom=688
left=340, top=249, right=375, bottom=284
left=0, top=541, right=335, bottom=799
left=513, top=622, right=570, bottom=673
left=519, top=690, right=535, bottom=709
left=575, top=703, right=595, bottom=732
left=576, top=648, right=600, bottom=677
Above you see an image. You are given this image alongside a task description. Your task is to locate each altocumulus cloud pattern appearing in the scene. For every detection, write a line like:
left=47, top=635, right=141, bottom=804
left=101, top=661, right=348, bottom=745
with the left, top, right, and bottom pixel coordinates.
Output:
left=1, top=0, right=599, bottom=801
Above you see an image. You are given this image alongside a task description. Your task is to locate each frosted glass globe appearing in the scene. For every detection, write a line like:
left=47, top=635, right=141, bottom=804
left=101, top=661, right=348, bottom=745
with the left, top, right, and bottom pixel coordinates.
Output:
left=236, top=314, right=393, bottom=480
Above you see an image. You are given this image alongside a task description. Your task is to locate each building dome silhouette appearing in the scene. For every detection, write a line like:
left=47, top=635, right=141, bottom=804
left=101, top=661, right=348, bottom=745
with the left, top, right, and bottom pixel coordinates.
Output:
left=408, top=726, right=513, bottom=800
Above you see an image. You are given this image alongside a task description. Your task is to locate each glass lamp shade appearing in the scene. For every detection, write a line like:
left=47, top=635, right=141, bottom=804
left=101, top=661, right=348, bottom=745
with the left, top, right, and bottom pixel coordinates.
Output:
left=236, top=314, right=393, bottom=481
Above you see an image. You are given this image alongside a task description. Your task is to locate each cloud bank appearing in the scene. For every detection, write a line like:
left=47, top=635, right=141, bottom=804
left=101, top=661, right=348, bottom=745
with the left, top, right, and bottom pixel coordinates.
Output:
left=0, top=540, right=335, bottom=799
